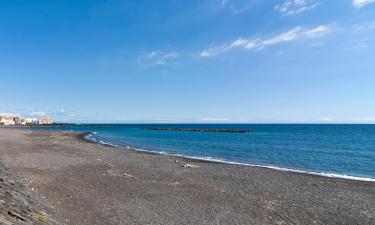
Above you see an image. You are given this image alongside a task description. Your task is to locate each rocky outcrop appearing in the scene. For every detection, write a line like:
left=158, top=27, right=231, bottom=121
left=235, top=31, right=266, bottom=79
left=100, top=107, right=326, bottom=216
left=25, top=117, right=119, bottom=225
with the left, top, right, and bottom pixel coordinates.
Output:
left=0, top=167, right=61, bottom=225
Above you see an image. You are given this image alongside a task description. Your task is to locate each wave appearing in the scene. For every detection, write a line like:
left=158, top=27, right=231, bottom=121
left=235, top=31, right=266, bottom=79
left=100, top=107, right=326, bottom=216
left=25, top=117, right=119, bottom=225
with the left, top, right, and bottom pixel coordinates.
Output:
left=83, top=133, right=375, bottom=182
left=85, top=132, right=122, bottom=148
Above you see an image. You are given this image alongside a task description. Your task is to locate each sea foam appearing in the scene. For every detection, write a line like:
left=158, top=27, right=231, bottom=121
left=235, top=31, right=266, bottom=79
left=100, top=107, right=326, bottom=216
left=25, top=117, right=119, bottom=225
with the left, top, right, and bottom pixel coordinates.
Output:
left=83, top=132, right=375, bottom=182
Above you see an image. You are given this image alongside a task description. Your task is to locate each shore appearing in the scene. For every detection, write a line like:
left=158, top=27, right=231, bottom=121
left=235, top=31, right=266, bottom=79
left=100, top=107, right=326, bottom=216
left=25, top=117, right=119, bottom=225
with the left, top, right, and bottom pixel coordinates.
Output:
left=0, top=128, right=374, bottom=225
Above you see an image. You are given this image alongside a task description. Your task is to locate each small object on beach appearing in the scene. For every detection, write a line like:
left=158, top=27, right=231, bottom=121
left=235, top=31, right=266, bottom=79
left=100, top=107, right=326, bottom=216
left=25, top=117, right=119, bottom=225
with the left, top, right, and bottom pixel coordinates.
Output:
left=181, top=163, right=200, bottom=169
left=123, top=173, right=134, bottom=178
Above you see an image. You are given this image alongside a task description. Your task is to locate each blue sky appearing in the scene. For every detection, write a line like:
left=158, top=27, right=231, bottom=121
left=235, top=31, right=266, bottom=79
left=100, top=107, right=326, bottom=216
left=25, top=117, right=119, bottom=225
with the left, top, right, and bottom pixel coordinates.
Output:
left=1, top=0, right=375, bottom=123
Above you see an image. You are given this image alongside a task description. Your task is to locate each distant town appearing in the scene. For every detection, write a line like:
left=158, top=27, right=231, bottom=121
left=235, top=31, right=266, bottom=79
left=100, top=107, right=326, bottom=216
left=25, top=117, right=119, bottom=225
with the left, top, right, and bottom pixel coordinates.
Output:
left=0, top=113, right=53, bottom=126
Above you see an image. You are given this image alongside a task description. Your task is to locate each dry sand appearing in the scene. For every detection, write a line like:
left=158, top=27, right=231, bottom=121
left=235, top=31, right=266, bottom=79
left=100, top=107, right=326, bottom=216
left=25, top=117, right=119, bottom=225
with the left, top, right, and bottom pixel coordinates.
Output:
left=0, top=128, right=374, bottom=225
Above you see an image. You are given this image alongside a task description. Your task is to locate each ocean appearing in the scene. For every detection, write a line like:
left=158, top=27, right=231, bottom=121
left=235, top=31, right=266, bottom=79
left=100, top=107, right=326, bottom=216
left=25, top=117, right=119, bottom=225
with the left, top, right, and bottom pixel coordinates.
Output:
left=33, top=124, right=375, bottom=181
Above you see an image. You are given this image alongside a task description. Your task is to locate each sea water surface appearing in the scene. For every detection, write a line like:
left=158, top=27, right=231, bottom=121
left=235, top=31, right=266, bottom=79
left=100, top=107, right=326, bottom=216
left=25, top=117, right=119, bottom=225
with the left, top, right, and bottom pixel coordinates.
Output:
left=33, top=124, right=375, bottom=181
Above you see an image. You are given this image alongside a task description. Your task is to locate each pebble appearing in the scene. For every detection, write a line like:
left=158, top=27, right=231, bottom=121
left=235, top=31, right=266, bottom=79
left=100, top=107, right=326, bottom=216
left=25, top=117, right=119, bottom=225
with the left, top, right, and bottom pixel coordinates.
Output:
left=0, top=168, right=62, bottom=224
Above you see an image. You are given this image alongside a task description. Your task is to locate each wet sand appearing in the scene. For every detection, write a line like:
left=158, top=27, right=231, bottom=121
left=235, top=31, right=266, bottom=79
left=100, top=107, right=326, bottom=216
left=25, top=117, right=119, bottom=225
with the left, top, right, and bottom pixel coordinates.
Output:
left=0, top=128, right=374, bottom=225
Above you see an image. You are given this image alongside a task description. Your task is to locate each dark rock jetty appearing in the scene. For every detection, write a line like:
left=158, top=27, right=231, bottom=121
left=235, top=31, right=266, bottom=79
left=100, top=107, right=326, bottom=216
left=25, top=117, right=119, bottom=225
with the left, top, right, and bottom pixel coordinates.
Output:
left=144, top=128, right=255, bottom=133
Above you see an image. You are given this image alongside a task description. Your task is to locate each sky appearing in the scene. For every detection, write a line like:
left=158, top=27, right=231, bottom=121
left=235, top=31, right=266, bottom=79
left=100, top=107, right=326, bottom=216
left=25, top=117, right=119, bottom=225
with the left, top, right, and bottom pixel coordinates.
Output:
left=1, top=0, right=375, bottom=123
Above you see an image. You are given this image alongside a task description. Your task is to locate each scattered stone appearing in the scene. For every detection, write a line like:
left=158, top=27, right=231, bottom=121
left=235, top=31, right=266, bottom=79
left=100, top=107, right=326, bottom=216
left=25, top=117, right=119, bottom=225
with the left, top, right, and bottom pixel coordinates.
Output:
left=107, top=169, right=135, bottom=178
left=0, top=167, right=62, bottom=224
left=0, top=214, right=12, bottom=225
left=8, top=210, right=27, bottom=221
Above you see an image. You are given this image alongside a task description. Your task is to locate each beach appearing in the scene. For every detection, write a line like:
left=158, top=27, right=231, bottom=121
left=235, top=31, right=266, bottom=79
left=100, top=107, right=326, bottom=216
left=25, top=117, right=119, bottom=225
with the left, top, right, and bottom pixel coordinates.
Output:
left=0, top=128, right=374, bottom=225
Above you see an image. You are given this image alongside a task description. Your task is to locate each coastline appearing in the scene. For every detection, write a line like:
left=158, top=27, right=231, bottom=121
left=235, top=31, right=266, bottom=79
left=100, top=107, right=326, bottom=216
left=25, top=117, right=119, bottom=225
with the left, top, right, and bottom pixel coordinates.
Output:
left=83, top=132, right=375, bottom=182
left=0, top=128, right=374, bottom=225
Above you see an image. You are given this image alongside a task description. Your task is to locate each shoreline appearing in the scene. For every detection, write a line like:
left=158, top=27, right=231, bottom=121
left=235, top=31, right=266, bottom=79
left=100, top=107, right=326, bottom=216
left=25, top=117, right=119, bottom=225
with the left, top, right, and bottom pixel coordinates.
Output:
left=82, top=132, right=375, bottom=182
left=1, top=128, right=374, bottom=225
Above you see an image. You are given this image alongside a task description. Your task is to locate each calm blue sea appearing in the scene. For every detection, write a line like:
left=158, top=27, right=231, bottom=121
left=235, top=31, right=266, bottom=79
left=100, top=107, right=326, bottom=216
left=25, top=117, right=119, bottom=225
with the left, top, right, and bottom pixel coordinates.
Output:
left=33, top=124, right=375, bottom=181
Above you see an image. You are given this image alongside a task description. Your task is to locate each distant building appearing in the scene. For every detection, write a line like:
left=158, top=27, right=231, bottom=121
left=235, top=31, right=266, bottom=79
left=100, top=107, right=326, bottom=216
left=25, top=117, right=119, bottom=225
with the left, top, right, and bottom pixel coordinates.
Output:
left=25, top=118, right=38, bottom=125
left=13, top=116, right=23, bottom=125
left=0, top=113, right=54, bottom=126
left=20, top=118, right=27, bottom=125
left=0, top=114, right=17, bottom=126
left=38, top=117, right=54, bottom=125
left=0, top=118, right=15, bottom=126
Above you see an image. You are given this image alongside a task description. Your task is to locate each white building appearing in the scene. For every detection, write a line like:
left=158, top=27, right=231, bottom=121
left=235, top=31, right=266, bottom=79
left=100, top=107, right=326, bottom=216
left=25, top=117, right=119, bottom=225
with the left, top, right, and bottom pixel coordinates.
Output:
left=13, top=116, right=23, bottom=125
left=0, top=114, right=54, bottom=126
left=0, top=118, right=15, bottom=126
left=0, top=114, right=17, bottom=126
left=25, top=118, right=38, bottom=125
left=38, top=117, right=54, bottom=125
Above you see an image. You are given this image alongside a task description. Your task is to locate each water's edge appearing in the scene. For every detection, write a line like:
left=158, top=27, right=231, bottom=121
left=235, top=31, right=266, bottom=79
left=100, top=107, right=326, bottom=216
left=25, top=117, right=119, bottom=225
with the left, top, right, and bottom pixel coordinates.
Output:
left=82, top=132, right=375, bottom=182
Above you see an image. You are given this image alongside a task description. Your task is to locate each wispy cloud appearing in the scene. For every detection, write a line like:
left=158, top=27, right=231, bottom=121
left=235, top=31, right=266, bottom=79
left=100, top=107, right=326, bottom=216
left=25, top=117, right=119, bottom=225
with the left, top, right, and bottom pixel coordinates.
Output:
left=28, top=109, right=77, bottom=119
left=200, top=118, right=251, bottom=123
left=200, top=117, right=232, bottom=122
left=140, top=50, right=180, bottom=66
left=352, top=0, right=375, bottom=8
left=0, top=112, right=21, bottom=117
left=200, top=25, right=332, bottom=57
left=352, top=21, right=375, bottom=31
left=317, top=117, right=375, bottom=123
left=275, top=0, right=319, bottom=15
left=54, top=109, right=76, bottom=118
left=30, top=111, right=46, bottom=117
left=209, top=0, right=259, bottom=14
left=113, top=118, right=181, bottom=123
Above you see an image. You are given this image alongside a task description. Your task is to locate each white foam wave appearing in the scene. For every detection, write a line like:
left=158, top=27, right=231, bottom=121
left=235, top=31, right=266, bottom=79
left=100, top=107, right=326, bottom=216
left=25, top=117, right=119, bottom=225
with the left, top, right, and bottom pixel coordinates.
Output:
left=98, top=140, right=122, bottom=147
left=84, top=133, right=121, bottom=147
left=170, top=155, right=375, bottom=182
left=83, top=134, right=375, bottom=182
left=178, top=156, right=375, bottom=182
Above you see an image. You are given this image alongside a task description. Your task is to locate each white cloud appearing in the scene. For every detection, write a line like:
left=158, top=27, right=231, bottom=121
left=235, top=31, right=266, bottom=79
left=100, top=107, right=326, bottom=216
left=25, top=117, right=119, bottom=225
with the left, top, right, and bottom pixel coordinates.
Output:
left=163, top=52, right=179, bottom=59
left=140, top=51, right=180, bottom=66
left=303, top=25, right=332, bottom=37
left=149, top=118, right=179, bottom=122
left=200, top=118, right=231, bottom=122
left=152, top=60, right=166, bottom=66
left=353, top=0, right=375, bottom=8
left=352, top=21, right=375, bottom=31
left=121, top=118, right=180, bottom=123
left=211, top=0, right=257, bottom=14
left=317, top=117, right=375, bottom=123
left=30, top=111, right=46, bottom=117
left=262, top=27, right=302, bottom=45
left=54, top=109, right=76, bottom=117
left=145, top=51, right=159, bottom=58
left=200, top=117, right=249, bottom=123
left=221, top=0, right=229, bottom=6
left=145, top=51, right=179, bottom=59
left=0, top=112, right=20, bottom=117
left=275, top=0, right=319, bottom=15
left=200, top=25, right=332, bottom=57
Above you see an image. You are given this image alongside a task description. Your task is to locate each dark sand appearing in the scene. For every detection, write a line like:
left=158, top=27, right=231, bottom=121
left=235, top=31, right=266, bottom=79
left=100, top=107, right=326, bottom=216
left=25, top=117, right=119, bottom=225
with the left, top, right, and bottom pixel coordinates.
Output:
left=0, top=128, right=374, bottom=225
